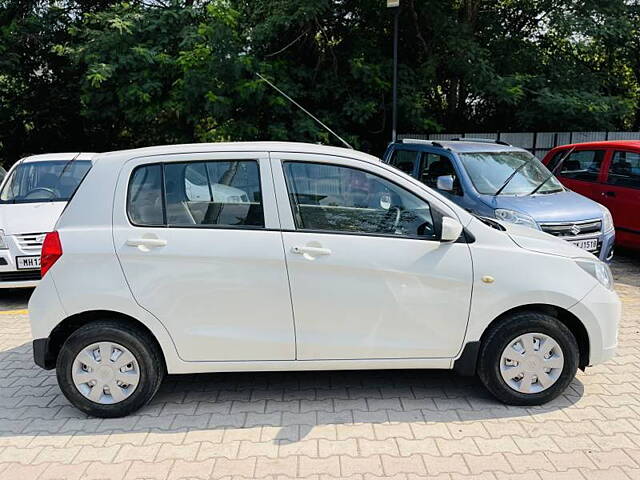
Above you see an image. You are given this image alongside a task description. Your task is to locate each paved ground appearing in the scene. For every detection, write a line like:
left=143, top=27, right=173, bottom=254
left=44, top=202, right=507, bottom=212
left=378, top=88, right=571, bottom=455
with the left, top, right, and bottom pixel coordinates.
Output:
left=0, top=253, right=638, bottom=480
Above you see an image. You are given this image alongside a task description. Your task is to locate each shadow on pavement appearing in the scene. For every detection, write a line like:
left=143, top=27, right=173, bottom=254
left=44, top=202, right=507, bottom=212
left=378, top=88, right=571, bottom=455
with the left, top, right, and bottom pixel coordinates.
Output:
left=0, top=340, right=585, bottom=445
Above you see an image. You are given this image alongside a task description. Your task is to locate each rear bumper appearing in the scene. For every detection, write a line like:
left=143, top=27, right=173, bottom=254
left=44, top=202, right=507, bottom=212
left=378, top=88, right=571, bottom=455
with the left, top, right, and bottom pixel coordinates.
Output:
left=33, top=338, right=56, bottom=370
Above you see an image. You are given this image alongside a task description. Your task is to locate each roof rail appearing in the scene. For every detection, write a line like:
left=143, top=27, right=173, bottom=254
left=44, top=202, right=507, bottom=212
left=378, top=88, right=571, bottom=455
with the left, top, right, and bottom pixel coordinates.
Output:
left=450, top=137, right=511, bottom=146
left=400, top=138, right=445, bottom=148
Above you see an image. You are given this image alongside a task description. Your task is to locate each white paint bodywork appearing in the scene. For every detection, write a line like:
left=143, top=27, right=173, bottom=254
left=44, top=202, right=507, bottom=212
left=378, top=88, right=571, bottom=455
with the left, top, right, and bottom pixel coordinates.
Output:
left=28, top=142, right=620, bottom=374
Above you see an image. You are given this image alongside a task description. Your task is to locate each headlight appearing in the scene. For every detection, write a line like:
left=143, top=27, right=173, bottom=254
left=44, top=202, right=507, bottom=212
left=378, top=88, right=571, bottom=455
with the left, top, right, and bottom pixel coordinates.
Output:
left=577, top=259, right=614, bottom=290
left=0, top=230, right=7, bottom=250
left=494, top=209, right=539, bottom=230
left=601, top=206, right=614, bottom=233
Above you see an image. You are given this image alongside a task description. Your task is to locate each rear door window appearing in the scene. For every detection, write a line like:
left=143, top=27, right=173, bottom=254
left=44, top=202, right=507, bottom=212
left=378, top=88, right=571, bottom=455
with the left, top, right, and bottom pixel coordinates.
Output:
left=389, top=150, right=418, bottom=175
left=606, top=151, right=640, bottom=189
left=127, top=160, right=264, bottom=228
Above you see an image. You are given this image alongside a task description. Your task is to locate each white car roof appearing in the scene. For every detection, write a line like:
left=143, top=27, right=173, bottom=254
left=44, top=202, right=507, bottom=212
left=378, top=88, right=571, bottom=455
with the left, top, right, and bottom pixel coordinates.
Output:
left=20, top=152, right=97, bottom=163
left=97, top=142, right=380, bottom=164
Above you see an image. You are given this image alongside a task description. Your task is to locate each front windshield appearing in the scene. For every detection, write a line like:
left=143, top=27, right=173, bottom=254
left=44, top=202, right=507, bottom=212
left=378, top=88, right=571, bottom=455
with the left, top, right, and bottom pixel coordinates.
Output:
left=0, top=160, right=92, bottom=203
left=459, top=151, right=564, bottom=195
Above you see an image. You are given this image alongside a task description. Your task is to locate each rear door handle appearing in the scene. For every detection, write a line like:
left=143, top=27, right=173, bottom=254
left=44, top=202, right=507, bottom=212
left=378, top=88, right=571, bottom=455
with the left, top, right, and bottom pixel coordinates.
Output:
left=126, top=238, right=168, bottom=248
left=291, top=246, right=332, bottom=256
left=601, top=191, right=616, bottom=197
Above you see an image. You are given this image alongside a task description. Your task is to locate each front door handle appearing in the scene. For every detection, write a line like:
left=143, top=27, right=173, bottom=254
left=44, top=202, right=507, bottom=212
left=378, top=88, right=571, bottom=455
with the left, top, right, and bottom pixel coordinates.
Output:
left=126, top=238, right=168, bottom=248
left=601, top=191, right=616, bottom=198
left=291, top=245, right=332, bottom=256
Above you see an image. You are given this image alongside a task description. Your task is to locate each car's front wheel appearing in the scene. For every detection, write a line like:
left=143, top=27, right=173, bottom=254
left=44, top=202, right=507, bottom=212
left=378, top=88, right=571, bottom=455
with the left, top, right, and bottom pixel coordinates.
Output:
left=56, top=320, right=165, bottom=417
left=478, top=312, right=579, bottom=406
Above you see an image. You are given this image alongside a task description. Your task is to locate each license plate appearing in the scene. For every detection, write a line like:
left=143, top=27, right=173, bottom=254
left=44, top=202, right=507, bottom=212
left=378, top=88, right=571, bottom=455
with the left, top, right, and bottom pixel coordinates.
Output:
left=571, top=239, right=598, bottom=251
left=16, top=256, right=41, bottom=270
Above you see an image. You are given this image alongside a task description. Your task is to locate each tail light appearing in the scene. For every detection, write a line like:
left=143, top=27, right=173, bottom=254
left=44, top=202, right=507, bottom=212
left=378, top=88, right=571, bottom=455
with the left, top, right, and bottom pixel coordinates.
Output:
left=41, top=231, right=63, bottom=277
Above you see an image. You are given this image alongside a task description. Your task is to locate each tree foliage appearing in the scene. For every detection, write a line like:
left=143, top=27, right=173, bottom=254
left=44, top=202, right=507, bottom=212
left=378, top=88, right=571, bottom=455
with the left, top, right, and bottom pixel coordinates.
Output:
left=1, top=0, right=639, bottom=163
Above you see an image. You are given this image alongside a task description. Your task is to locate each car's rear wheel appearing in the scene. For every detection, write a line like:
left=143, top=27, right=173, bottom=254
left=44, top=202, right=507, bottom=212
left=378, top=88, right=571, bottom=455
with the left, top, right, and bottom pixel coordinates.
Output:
left=478, top=312, right=579, bottom=406
left=56, top=320, right=164, bottom=417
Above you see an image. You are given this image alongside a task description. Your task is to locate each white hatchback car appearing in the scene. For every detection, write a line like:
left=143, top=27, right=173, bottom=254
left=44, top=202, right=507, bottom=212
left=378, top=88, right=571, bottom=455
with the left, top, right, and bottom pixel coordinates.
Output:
left=29, top=142, right=620, bottom=417
left=0, top=153, right=95, bottom=288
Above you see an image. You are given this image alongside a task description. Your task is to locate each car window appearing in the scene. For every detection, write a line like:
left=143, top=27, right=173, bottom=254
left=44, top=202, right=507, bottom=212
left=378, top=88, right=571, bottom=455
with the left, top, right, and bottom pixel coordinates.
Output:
left=389, top=149, right=417, bottom=175
left=0, top=160, right=92, bottom=204
left=554, top=150, right=605, bottom=182
left=459, top=151, right=563, bottom=195
left=128, top=160, right=264, bottom=228
left=164, top=160, right=263, bottom=227
left=607, top=151, right=640, bottom=189
left=418, top=152, right=461, bottom=194
left=128, top=164, right=164, bottom=226
left=283, top=161, right=436, bottom=239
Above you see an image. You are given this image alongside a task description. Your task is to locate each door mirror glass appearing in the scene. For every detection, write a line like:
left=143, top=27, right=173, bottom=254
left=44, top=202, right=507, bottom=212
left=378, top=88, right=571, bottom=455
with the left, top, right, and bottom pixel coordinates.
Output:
left=440, top=216, right=463, bottom=242
left=437, top=175, right=455, bottom=192
left=379, top=192, right=392, bottom=210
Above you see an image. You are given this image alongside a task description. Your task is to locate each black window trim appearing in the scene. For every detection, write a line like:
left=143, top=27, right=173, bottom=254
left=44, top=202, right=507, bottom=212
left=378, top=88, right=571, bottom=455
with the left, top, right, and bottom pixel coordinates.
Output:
left=281, top=159, right=442, bottom=242
left=126, top=159, right=266, bottom=230
left=605, top=150, right=640, bottom=190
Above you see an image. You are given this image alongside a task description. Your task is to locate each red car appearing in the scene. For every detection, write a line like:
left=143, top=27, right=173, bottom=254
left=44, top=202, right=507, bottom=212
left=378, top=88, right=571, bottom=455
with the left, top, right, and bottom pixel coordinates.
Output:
left=542, top=141, right=640, bottom=251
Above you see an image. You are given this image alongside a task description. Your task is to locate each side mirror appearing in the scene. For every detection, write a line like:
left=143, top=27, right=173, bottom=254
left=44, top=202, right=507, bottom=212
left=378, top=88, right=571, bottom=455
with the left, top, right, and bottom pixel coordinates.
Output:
left=437, top=175, right=455, bottom=192
left=440, top=216, right=463, bottom=242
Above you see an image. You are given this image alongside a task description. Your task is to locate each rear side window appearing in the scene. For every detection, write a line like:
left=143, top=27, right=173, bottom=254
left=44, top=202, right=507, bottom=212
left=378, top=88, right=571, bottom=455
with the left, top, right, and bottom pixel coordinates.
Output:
left=606, top=151, right=640, bottom=189
left=128, top=164, right=164, bottom=226
left=127, top=160, right=264, bottom=228
left=389, top=150, right=418, bottom=175
left=554, top=150, right=604, bottom=182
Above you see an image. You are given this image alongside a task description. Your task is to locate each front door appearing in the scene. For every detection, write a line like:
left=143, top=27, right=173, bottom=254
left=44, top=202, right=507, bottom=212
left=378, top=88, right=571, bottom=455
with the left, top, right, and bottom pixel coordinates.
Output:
left=272, top=154, right=473, bottom=360
left=112, top=152, right=295, bottom=362
left=551, top=148, right=607, bottom=201
left=599, top=150, right=640, bottom=248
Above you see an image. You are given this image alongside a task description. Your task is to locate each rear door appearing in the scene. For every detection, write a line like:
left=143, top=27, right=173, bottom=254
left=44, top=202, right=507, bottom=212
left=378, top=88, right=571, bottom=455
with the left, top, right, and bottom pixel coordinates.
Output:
left=112, top=152, right=295, bottom=362
left=599, top=149, right=640, bottom=247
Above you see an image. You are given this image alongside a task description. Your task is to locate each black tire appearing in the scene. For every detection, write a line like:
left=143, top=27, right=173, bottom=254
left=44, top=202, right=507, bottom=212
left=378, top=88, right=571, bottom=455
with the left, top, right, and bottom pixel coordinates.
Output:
left=478, top=312, right=579, bottom=406
left=56, top=320, right=165, bottom=418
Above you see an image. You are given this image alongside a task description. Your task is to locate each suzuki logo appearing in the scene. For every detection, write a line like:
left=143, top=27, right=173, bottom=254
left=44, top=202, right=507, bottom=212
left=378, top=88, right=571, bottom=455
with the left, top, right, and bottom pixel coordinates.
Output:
left=570, top=224, right=582, bottom=235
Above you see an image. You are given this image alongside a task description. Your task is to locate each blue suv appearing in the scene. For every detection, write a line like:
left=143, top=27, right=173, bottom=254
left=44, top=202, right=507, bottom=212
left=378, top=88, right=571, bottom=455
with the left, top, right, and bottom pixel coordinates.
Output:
left=383, top=138, right=615, bottom=261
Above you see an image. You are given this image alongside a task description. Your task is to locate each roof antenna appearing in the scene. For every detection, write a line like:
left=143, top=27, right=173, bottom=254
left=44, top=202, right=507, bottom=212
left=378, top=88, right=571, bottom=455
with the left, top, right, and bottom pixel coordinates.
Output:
left=256, top=73, right=353, bottom=149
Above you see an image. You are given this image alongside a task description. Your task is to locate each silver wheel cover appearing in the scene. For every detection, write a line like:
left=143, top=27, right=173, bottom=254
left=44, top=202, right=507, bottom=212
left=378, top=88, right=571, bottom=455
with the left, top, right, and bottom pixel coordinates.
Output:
left=72, top=342, right=140, bottom=404
left=499, top=332, right=564, bottom=394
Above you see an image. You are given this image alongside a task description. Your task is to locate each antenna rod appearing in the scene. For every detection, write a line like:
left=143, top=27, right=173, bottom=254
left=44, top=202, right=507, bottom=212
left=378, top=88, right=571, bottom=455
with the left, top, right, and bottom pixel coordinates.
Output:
left=256, top=73, right=353, bottom=149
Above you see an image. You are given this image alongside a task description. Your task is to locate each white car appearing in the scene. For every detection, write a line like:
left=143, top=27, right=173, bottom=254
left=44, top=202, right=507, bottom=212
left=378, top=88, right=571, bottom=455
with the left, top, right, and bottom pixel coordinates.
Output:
left=0, top=153, right=95, bottom=288
left=28, top=142, right=620, bottom=417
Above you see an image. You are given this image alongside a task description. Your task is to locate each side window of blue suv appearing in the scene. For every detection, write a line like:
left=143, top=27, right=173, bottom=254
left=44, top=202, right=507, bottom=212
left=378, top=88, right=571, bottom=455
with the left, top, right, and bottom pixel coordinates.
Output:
left=389, top=149, right=418, bottom=175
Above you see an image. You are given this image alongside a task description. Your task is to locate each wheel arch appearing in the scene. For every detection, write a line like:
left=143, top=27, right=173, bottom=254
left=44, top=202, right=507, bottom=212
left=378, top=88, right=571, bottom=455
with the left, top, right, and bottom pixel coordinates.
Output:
left=455, top=303, right=590, bottom=375
left=47, top=310, right=167, bottom=371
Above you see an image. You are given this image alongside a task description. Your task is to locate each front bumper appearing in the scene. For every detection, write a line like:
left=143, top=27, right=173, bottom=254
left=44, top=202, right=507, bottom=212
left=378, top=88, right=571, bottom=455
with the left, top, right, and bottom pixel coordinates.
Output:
left=569, top=282, right=621, bottom=366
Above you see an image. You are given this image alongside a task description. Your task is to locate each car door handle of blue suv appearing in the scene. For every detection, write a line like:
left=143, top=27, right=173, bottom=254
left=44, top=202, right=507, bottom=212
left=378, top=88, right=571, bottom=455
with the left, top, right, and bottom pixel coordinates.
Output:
left=291, top=245, right=332, bottom=256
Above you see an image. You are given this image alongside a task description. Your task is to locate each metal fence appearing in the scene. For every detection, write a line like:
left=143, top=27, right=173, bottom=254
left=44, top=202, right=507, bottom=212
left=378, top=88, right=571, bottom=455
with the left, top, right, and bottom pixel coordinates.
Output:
left=398, top=131, right=640, bottom=158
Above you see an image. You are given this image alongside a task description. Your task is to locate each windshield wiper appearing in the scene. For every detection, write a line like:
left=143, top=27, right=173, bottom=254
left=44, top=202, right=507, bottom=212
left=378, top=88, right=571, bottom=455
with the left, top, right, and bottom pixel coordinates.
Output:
left=529, top=146, right=575, bottom=196
left=493, top=156, right=536, bottom=196
left=48, top=152, right=81, bottom=202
